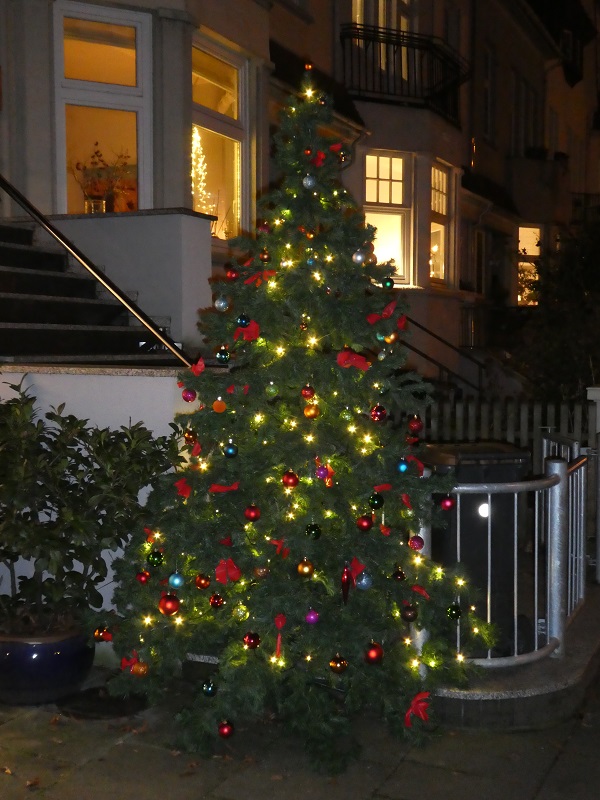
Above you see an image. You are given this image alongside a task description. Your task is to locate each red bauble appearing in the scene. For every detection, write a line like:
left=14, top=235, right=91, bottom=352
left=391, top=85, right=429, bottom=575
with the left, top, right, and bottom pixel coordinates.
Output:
left=356, top=514, right=374, bottom=532
left=365, top=641, right=384, bottom=664
left=158, top=593, right=180, bottom=616
left=440, top=495, right=456, bottom=510
left=407, top=415, right=424, bottom=434
left=218, top=720, right=234, bottom=738
left=401, top=604, right=418, bottom=622
left=301, top=384, right=316, bottom=399
left=209, top=593, right=225, bottom=608
left=182, top=388, right=197, bottom=403
left=282, top=470, right=299, bottom=487
left=136, top=570, right=151, bottom=584
left=370, top=404, right=387, bottom=422
left=195, top=574, right=211, bottom=590
left=244, top=504, right=261, bottom=521
left=392, top=566, right=407, bottom=581
left=225, top=266, right=239, bottom=281
left=408, top=535, right=425, bottom=551
left=243, top=631, right=261, bottom=649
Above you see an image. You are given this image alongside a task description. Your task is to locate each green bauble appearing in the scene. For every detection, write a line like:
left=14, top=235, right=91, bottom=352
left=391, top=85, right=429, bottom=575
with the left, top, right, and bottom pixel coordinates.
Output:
left=265, top=383, right=279, bottom=398
left=340, top=408, right=353, bottom=422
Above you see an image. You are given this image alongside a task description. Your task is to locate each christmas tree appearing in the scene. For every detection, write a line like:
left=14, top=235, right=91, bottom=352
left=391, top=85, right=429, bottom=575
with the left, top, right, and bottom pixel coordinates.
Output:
left=110, top=67, right=492, bottom=771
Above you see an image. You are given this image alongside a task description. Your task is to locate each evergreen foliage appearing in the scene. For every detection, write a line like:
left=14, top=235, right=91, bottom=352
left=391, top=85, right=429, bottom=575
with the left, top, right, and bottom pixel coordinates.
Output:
left=110, top=69, right=492, bottom=771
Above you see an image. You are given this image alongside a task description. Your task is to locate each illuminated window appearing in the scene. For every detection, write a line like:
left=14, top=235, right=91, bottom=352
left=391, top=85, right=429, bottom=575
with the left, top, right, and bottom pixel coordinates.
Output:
left=54, top=1, right=152, bottom=214
left=192, top=44, right=246, bottom=238
left=364, top=151, right=411, bottom=284
left=430, top=164, right=449, bottom=281
left=517, top=226, right=540, bottom=306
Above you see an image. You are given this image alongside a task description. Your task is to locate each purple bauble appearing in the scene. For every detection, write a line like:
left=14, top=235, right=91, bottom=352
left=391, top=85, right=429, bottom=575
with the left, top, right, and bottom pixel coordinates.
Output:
left=305, top=609, right=319, bottom=624
left=316, top=465, right=328, bottom=480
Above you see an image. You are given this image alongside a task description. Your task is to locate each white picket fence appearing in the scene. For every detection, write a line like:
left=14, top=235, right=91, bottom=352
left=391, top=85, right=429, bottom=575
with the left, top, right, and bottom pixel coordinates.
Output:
left=424, top=398, right=596, bottom=474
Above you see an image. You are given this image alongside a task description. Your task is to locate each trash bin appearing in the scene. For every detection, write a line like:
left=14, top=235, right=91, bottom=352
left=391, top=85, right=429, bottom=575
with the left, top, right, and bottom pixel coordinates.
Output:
left=423, top=441, right=531, bottom=655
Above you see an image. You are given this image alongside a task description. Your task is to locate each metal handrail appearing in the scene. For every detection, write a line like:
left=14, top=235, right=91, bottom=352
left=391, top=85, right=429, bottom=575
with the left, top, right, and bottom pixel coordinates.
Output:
left=0, top=173, right=193, bottom=367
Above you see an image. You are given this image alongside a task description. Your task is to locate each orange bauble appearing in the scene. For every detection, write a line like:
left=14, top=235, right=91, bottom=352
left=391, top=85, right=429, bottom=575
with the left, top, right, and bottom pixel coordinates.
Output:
left=297, top=557, right=314, bottom=577
left=303, top=403, right=321, bottom=419
left=212, top=399, right=227, bottom=413
left=131, top=661, right=149, bottom=677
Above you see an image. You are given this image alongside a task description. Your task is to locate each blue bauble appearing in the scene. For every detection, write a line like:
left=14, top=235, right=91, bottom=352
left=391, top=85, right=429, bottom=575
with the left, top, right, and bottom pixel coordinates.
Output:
left=223, top=441, right=238, bottom=458
left=168, top=572, right=185, bottom=589
left=236, top=314, right=250, bottom=328
left=202, top=679, right=217, bottom=697
left=356, top=571, right=373, bottom=590
left=397, top=459, right=409, bottom=473
left=216, top=346, right=230, bottom=363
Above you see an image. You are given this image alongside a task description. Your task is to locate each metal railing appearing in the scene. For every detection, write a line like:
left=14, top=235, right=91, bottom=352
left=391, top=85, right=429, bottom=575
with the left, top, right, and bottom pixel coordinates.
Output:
left=422, top=454, right=587, bottom=667
left=0, top=173, right=193, bottom=367
left=340, top=24, right=470, bottom=125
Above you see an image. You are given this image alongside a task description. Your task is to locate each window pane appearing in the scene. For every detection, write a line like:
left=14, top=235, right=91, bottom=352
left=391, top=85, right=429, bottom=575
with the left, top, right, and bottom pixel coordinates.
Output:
left=391, top=157, right=403, bottom=181
left=379, top=157, right=390, bottom=179
left=391, top=182, right=403, bottom=204
left=192, top=124, right=240, bottom=238
left=430, top=222, right=446, bottom=280
left=518, top=226, right=540, bottom=256
left=64, top=17, right=136, bottom=86
left=378, top=181, right=390, bottom=203
left=192, top=48, right=238, bottom=120
left=365, top=211, right=403, bottom=270
left=365, top=178, right=378, bottom=203
left=365, top=154, right=378, bottom=179
left=66, top=105, right=137, bottom=214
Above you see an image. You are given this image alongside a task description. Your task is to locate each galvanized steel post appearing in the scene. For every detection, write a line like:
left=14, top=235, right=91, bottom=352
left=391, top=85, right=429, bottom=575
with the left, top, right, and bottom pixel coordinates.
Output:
left=546, top=457, right=568, bottom=657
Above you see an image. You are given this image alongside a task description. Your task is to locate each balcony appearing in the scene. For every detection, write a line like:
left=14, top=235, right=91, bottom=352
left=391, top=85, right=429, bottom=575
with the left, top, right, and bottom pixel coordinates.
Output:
left=340, top=24, right=470, bottom=125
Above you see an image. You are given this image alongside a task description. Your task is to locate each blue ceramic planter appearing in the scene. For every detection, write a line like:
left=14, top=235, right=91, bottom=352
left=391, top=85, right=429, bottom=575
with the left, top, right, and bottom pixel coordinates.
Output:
left=0, top=631, right=95, bottom=704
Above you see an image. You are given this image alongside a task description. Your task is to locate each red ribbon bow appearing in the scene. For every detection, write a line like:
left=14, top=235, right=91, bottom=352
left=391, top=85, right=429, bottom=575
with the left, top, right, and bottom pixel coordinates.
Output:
left=366, top=300, right=397, bottom=325
left=397, top=314, right=408, bottom=330
left=404, top=691, right=430, bottom=727
left=310, top=150, right=326, bottom=167
left=191, top=441, right=202, bottom=458
left=329, top=142, right=343, bottom=153
left=401, top=493, right=412, bottom=509
left=244, top=270, right=276, bottom=286
left=405, top=455, right=424, bottom=476
left=226, top=384, right=250, bottom=395
left=274, top=613, right=287, bottom=657
left=175, top=478, right=191, bottom=499
left=350, top=556, right=366, bottom=580
left=209, top=482, right=240, bottom=493
left=412, top=585, right=431, bottom=600
left=380, top=524, right=392, bottom=536
left=270, top=538, right=290, bottom=558
left=374, top=483, right=392, bottom=492
left=233, top=319, right=260, bottom=342
left=190, top=357, right=205, bottom=375
left=336, top=349, right=371, bottom=371
left=215, top=557, right=241, bottom=584
left=120, top=650, right=139, bottom=672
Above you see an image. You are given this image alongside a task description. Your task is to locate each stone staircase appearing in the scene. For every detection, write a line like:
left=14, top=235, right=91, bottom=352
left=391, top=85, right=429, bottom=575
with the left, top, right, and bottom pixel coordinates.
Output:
left=0, top=222, right=184, bottom=367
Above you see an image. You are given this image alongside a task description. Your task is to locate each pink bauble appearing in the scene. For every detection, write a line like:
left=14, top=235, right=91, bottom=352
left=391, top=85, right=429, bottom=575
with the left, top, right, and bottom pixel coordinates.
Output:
left=408, top=535, right=424, bottom=551
left=182, top=388, right=197, bottom=403
left=305, top=609, right=319, bottom=624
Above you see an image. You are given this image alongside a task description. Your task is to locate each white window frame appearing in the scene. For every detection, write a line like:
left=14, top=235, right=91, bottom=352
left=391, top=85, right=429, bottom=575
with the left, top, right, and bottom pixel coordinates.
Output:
left=192, top=34, right=249, bottom=238
left=53, top=0, right=153, bottom=212
left=430, top=161, right=451, bottom=283
left=363, top=150, right=413, bottom=285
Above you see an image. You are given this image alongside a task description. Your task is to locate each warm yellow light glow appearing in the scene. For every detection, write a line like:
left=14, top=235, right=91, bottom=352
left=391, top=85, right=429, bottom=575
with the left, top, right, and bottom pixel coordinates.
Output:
left=363, top=434, right=372, bottom=443
left=287, top=512, right=295, bottom=520
left=456, top=653, right=465, bottom=663
left=305, top=88, right=314, bottom=98
left=428, top=659, right=437, bottom=668
left=411, top=658, right=421, bottom=669
left=174, top=616, right=184, bottom=626
left=274, top=219, right=282, bottom=226
left=308, top=336, right=319, bottom=347
left=293, top=503, right=300, bottom=510
left=312, top=272, right=322, bottom=281
left=456, top=577, right=466, bottom=587
left=143, top=616, right=153, bottom=626
left=324, top=509, right=333, bottom=518
left=285, top=242, right=291, bottom=249
left=284, top=487, right=292, bottom=495
left=254, top=413, right=264, bottom=423
left=413, top=556, right=423, bottom=566
left=470, top=605, right=476, bottom=611
left=305, top=654, right=312, bottom=662
left=360, top=447, right=368, bottom=454
left=267, top=280, right=277, bottom=290
left=473, top=627, right=480, bottom=635
left=304, top=434, right=315, bottom=443
left=325, top=254, right=334, bottom=262
left=348, top=425, right=357, bottom=433
left=276, top=346, right=286, bottom=356
left=433, top=567, right=444, bottom=579
left=403, top=637, right=412, bottom=646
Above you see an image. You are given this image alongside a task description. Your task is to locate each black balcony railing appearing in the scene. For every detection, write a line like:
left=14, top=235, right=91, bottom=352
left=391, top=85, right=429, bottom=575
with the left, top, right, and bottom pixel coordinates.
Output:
left=340, top=24, right=470, bottom=125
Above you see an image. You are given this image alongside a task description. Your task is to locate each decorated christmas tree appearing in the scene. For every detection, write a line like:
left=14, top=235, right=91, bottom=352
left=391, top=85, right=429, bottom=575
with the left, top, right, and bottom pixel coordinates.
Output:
left=110, top=67, right=492, bottom=771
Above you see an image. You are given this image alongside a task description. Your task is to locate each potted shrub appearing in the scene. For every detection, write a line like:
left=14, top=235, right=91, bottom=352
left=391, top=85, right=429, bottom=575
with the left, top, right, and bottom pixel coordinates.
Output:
left=0, top=381, right=178, bottom=703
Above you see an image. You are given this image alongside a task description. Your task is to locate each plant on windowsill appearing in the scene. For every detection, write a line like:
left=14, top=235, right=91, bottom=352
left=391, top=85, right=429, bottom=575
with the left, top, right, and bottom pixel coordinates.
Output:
left=0, top=380, right=179, bottom=702
left=69, top=142, right=132, bottom=213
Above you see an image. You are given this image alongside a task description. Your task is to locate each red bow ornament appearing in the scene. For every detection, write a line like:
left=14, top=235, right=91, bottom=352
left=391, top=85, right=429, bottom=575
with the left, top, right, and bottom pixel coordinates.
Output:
left=404, top=691, right=430, bottom=727
left=175, top=478, right=191, bottom=499
left=215, top=558, right=241, bottom=584
left=336, top=349, right=371, bottom=371
left=233, top=319, right=260, bottom=342
left=120, top=650, right=139, bottom=672
left=366, top=300, right=397, bottom=325
left=244, top=270, right=276, bottom=286
left=274, top=613, right=287, bottom=657
left=270, top=538, right=290, bottom=558
left=190, top=357, right=205, bottom=376
left=209, top=481, right=240, bottom=493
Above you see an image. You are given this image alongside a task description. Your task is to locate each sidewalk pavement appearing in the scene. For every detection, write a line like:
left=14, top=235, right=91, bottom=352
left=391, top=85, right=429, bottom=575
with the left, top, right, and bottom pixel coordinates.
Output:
left=2, top=590, right=600, bottom=800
